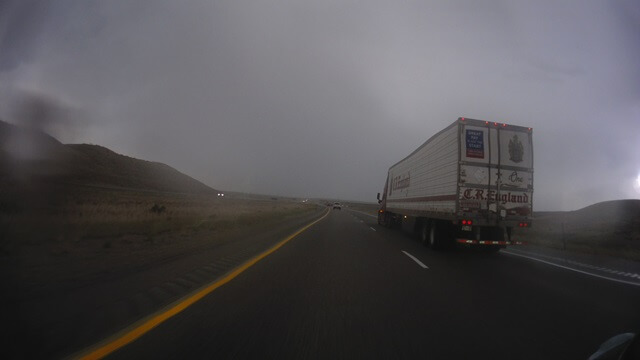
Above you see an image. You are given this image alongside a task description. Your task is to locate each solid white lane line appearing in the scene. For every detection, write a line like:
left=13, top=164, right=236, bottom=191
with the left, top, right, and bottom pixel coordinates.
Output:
left=369, top=227, right=376, bottom=232
left=506, top=249, right=640, bottom=279
left=502, top=250, right=640, bottom=287
left=402, top=251, right=429, bottom=269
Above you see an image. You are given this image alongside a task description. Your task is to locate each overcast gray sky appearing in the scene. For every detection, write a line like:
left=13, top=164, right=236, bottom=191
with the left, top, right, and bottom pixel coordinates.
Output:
left=1, top=0, right=639, bottom=210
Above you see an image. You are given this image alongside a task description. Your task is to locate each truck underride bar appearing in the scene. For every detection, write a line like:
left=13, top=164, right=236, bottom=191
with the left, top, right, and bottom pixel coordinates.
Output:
left=455, top=239, right=525, bottom=245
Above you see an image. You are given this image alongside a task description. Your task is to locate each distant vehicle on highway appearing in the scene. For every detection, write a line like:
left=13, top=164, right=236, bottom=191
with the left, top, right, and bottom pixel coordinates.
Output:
left=333, top=202, right=342, bottom=210
left=377, top=117, right=534, bottom=251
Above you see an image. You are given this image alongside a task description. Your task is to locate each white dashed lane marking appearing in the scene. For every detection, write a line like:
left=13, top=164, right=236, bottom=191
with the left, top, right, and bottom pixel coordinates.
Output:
left=402, top=251, right=429, bottom=269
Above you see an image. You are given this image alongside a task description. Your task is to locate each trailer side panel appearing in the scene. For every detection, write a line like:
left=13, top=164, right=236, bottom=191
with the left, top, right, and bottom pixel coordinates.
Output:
left=385, top=123, right=459, bottom=216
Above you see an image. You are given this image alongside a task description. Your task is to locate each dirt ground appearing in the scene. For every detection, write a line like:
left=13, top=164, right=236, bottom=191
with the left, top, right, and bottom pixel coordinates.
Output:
left=0, top=185, right=318, bottom=299
left=512, top=213, right=640, bottom=262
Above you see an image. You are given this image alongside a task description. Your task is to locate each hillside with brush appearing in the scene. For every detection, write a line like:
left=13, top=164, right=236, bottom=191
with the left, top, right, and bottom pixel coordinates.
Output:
left=0, top=119, right=216, bottom=195
left=516, top=199, right=640, bottom=260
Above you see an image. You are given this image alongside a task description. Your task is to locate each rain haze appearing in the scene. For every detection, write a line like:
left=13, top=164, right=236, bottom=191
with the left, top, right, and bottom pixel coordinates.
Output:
left=1, top=0, right=639, bottom=211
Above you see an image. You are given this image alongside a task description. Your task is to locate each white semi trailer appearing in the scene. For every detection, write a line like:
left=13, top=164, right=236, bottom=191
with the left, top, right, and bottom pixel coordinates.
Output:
left=377, top=117, right=533, bottom=250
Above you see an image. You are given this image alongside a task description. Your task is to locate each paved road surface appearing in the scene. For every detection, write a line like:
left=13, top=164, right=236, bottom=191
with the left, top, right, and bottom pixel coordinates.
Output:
left=91, top=210, right=640, bottom=359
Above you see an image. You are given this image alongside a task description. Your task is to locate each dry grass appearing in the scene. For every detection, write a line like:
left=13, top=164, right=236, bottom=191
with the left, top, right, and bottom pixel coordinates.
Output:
left=1, top=186, right=313, bottom=247
left=512, top=204, right=640, bottom=261
left=0, top=185, right=319, bottom=296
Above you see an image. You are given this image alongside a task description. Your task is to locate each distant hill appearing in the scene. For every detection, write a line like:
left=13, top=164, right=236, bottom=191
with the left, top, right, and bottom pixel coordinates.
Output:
left=0, top=119, right=216, bottom=195
left=533, top=200, right=639, bottom=238
left=518, top=199, right=640, bottom=260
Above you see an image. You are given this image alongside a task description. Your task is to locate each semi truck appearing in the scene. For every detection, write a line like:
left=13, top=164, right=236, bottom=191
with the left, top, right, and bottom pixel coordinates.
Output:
left=377, top=117, right=533, bottom=250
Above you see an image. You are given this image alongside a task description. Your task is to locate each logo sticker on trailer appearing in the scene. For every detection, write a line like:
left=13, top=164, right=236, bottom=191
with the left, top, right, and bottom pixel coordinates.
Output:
left=508, top=134, right=524, bottom=163
left=466, top=130, right=484, bottom=159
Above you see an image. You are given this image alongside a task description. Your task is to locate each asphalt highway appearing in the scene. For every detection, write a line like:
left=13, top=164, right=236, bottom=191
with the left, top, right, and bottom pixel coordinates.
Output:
left=95, top=209, right=640, bottom=359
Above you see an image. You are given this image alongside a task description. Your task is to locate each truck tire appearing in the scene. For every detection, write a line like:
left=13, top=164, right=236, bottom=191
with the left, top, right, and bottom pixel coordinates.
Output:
left=429, top=222, right=440, bottom=250
left=381, top=212, right=393, bottom=228
left=430, top=221, right=454, bottom=250
left=419, top=222, right=429, bottom=246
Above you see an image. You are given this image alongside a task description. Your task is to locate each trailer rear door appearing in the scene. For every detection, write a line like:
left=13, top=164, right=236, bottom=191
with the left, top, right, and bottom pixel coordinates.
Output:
left=458, top=120, right=533, bottom=223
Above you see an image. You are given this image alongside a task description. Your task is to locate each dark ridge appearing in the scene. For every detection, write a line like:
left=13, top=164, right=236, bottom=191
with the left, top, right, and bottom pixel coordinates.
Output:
left=535, top=199, right=640, bottom=226
left=0, top=119, right=216, bottom=195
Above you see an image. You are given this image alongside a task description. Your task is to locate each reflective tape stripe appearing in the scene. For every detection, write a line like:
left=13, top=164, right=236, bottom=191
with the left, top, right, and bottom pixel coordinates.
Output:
left=456, top=239, right=522, bottom=246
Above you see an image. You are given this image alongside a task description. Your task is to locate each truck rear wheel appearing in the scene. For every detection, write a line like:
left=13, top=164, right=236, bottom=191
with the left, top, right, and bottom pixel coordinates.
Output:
left=381, top=212, right=394, bottom=228
left=429, top=222, right=440, bottom=250
left=419, top=222, right=429, bottom=246
left=430, top=221, right=454, bottom=250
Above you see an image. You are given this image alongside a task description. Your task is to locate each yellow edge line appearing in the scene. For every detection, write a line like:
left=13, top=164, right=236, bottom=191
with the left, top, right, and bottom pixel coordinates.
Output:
left=72, top=208, right=330, bottom=360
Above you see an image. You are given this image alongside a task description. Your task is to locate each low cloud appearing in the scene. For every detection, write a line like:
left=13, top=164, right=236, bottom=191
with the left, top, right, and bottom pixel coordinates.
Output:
left=1, top=0, right=638, bottom=210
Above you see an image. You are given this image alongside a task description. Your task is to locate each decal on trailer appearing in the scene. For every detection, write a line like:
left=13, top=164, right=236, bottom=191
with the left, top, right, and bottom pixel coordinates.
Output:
left=462, top=189, right=529, bottom=204
left=508, top=134, right=524, bottom=163
left=459, top=199, right=481, bottom=209
left=465, top=130, right=484, bottom=159
left=390, top=171, right=411, bottom=197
